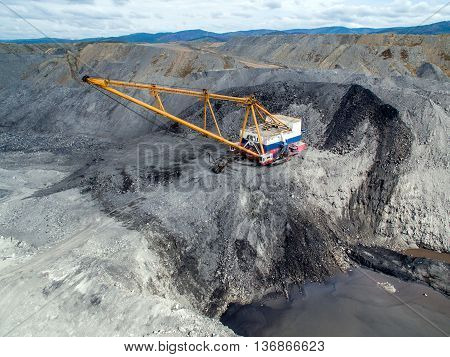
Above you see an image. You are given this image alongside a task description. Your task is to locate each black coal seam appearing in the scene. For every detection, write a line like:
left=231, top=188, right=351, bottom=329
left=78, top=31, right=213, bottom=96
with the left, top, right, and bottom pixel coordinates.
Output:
left=323, top=84, right=413, bottom=235
left=204, top=195, right=239, bottom=318
left=348, top=244, right=450, bottom=296
left=280, top=209, right=343, bottom=284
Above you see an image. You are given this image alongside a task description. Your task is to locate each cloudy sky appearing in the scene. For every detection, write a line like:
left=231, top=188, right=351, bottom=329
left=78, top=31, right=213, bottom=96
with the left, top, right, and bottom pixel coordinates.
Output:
left=0, top=0, right=449, bottom=40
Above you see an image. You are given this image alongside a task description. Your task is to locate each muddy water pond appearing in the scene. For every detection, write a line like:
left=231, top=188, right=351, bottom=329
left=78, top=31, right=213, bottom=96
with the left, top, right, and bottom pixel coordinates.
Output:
left=221, top=268, right=450, bottom=336
left=403, top=248, right=450, bottom=264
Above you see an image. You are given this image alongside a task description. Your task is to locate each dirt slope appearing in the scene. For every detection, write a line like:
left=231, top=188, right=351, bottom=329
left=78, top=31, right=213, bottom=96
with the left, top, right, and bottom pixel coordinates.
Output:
left=218, top=34, right=450, bottom=77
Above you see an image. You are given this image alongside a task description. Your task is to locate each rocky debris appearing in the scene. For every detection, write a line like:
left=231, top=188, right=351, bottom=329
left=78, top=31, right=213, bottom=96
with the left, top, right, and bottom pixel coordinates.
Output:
left=0, top=235, right=36, bottom=270
left=0, top=130, right=111, bottom=154
left=377, top=281, right=396, bottom=294
left=416, top=62, right=448, bottom=81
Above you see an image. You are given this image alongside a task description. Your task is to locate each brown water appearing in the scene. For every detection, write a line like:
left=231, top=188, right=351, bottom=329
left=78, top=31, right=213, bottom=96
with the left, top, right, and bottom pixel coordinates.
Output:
left=403, top=248, right=450, bottom=264
left=221, top=268, right=450, bottom=336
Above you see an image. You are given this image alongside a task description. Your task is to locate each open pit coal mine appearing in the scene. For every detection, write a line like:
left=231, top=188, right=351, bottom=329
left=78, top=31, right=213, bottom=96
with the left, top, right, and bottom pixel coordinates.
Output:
left=0, top=41, right=449, bottom=336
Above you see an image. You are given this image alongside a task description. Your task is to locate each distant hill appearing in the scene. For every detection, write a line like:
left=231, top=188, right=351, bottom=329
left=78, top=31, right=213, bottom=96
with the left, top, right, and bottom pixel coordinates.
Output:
left=107, top=30, right=219, bottom=43
left=2, top=21, right=448, bottom=44
left=285, top=26, right=374, bottom=35
left=373, top=21, right=450, bottom=35
left=286, top=21, right=450, bottom=35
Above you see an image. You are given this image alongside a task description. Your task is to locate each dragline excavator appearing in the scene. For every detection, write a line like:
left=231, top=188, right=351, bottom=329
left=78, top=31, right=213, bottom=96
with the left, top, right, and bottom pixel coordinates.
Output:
left=83, top=76, right=306, bottom=165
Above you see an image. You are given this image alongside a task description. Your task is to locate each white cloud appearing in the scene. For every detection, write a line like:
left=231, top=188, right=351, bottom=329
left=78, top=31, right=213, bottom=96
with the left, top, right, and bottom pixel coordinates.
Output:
left=264, top=1, right=282, bottom=9
left=0, top=0, right=448, bottom=39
